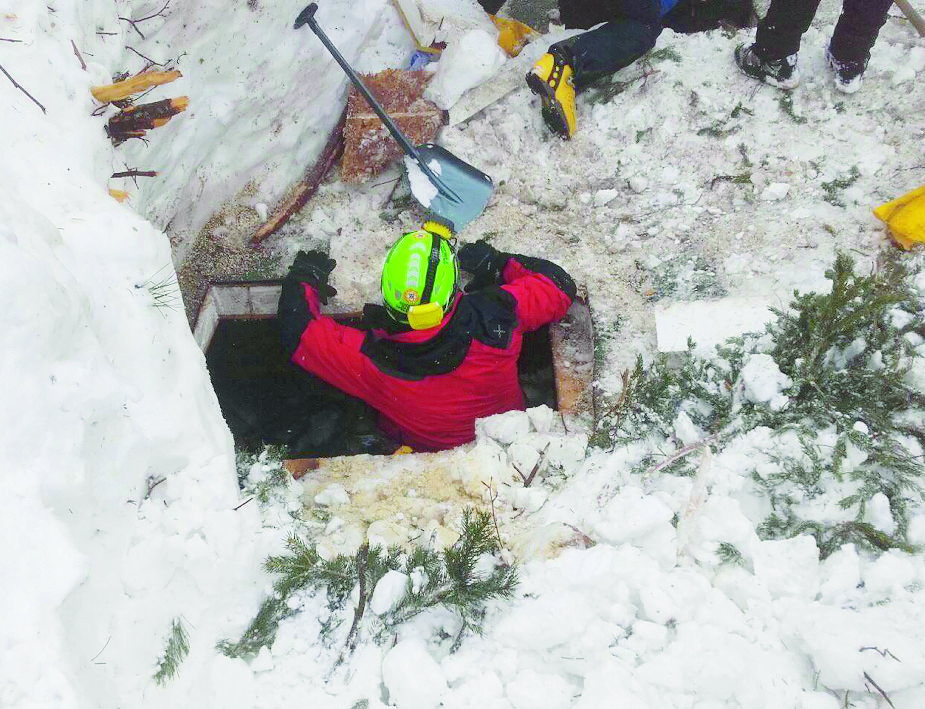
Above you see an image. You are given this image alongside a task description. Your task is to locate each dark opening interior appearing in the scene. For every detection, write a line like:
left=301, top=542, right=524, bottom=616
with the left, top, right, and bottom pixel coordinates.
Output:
left=205, top=317, right=557, bottom=459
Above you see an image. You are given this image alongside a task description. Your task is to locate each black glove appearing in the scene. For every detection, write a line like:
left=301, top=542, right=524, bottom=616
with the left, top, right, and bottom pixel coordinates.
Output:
left=287, top=249, right=337, bottom=305
left=457, top=240, right=509, bottom=293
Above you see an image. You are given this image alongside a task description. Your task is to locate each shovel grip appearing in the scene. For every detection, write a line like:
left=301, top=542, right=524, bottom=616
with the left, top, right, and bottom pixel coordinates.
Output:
left=293, top=3, right=318, bottom=30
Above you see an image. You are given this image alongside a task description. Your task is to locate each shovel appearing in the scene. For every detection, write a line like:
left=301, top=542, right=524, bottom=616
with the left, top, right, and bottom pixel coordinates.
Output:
left=294, top=3, right=494, bottom=232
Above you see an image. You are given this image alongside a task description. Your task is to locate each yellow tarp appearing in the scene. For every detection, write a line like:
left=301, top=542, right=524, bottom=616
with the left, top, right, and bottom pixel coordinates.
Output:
left=491, top=15, right=539, bottom=57
left=874, top=184, right=925, bottom=249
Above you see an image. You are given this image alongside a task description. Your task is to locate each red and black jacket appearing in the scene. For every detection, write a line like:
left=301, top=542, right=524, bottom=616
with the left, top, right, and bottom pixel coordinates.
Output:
left=277, top=255, right=576, bottom=451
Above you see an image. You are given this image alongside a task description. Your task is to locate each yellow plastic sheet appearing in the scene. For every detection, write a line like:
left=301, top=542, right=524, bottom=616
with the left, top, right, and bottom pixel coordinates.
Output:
left=490, top=15, right=539, bottom=57
left=874, top=184, right=925, bottom=249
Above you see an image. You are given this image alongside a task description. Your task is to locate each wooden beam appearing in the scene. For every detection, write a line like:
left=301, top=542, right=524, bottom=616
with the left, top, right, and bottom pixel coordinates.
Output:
left=251, top=107, right=348, bottom=245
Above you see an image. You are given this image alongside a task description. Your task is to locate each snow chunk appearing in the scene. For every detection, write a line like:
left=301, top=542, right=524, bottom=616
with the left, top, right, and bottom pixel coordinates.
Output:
left=673, top=410, right=703, bottom=447
left=753, top=535, right=819, bottom=599
left=761, top=182, right=790, bottom=201
left=655, top=297, right=776, bottom=354
left=424, top=29, right=507, bottom=110
left=476, top=409, right=530, bottom=445
left=382, top=638, right=448, bottom=709
left=593, top=486, right=675, bottom=545
left=740, top=353, right=792, bottom=410
left=628, top=175, right=649, bottom=193
left=527, top=404, right=555, bottom=433
left=593, top=189, right=619, bottom=207
left=864, top=492, right=895, bottom=535
left=314, top=483, right=349, bottom=507
left=370, top=569, right=408, bottom=616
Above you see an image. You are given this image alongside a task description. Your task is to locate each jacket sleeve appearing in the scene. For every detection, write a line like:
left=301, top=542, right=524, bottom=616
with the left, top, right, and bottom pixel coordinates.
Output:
left=500, top=256, right=576, bottom=333
left=283, top=282, right=380, bottom=401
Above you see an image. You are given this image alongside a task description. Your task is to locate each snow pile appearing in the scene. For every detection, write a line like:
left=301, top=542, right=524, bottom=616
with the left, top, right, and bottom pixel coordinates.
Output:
left=738, top=352, right=792, bottom=409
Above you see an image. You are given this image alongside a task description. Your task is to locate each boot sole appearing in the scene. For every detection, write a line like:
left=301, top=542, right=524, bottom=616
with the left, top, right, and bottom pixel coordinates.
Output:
left=526, top=71, right=571, bottom=139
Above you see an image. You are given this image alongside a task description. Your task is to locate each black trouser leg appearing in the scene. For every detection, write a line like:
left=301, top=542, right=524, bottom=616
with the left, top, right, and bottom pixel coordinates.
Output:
left=553, top=0, right=662, bottom=89
left=828, top=0, right=893, bottom=65
left=754, top=0, right=823, bottom=59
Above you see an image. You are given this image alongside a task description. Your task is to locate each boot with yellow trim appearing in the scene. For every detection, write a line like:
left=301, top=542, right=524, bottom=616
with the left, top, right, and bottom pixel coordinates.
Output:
left=526, top=46, right=577, bottom=140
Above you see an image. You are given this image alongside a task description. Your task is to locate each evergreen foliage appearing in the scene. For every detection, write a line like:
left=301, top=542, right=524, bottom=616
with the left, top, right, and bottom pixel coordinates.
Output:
left=236, top=445, right=290, bottom=501
left=593, top=252, right=925, bottom=558
left=153, top=618, right=190, bottom=686
left=217, top=507, right=518, bottom=660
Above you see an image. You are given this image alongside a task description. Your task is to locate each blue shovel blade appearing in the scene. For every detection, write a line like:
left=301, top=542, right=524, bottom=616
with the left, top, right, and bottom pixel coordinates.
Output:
left=411, top=144, right=494, bottom=232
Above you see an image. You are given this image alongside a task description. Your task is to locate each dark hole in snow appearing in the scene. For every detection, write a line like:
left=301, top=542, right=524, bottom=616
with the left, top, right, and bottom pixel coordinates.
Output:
left=204, top=316, right=556, bottom=459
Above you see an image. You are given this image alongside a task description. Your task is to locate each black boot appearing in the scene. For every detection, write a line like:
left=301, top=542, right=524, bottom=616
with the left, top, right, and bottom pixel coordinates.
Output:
left=734, top=43, right=800, bottom=90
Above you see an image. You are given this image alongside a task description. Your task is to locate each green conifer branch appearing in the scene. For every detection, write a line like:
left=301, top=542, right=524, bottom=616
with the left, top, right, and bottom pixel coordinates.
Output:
left=153, top=617, right=190, bottom=686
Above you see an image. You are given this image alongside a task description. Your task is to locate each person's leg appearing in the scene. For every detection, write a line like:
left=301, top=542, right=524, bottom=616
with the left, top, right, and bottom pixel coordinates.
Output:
left=754, top=0, right=823, bottom=59
left=551, top=20, right=661, bottom=88
left=559, top=0, right=618, bottom=29
left=829, top=0, right=893, bottom=65
left=552, top=0, right=662, bottom=88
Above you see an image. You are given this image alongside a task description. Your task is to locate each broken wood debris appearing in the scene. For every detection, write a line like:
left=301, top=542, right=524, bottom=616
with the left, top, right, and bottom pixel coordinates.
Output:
left=91, top=69, right=181, bottom=104
left=342, top=68, right=443, bottom=183
left=106, top=96, right=188, bottom=144
left=251, top=107, right=348, bottom=245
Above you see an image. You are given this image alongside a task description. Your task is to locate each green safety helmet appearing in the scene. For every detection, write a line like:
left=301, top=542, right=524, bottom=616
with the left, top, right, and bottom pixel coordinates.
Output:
left=381, top=221, right=459, bottom=330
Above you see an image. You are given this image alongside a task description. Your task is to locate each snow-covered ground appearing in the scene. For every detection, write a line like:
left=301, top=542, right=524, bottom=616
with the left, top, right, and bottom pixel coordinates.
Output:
left=2, top=0, right=925, bottom=708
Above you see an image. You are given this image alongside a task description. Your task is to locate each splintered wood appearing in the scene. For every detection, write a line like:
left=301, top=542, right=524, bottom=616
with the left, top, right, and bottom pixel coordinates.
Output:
left=91, top=70, right=181, bottom=104
left=342, top=69, right=444, bottom=183
left=106, top=97, right=188, bottom=144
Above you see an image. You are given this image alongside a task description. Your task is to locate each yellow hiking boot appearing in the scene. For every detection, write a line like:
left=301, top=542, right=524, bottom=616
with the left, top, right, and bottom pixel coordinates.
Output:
left=526, top=49, right=577, bottom=139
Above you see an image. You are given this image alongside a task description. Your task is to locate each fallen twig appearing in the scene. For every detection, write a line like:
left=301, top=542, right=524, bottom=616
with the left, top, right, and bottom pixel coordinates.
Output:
left=127, top=46, right=164, bottom=68
left=642, top=433, right=723, bottom=478
left=512, top=442, right=551, bottom=487
left=860, top=646, right=901, bottom=662
left=563, top=523, right=596, bottom=548
left=111, top=169, right=158, bottom=178
left=89, top=635, right=111, bottom=663
left=482, top=480, right=504, bottom=546
left=143, top=475, right=167, bottom=500
left=1, top=37, right=23, bottom=43
left=0, top=61, right=46, bottom=113
left=71, top=39, right=86, bottom=70
left=232, top=497, right=254, bottom=511
left=863, top=671, right=896, bottom=709
left=118, top=0, right=171, bottom=40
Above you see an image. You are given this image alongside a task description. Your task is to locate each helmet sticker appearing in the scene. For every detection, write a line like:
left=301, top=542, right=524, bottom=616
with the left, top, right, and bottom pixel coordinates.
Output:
left=402, top=289, right=420, bottom=304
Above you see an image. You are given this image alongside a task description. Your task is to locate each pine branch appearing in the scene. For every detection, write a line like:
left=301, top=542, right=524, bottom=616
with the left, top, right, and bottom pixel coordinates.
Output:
left=153, top=618, right=189, bottom=685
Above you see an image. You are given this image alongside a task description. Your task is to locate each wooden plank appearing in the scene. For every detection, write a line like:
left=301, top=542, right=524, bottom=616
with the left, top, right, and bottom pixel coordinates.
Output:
left=251, top=107, right=348, bottom=245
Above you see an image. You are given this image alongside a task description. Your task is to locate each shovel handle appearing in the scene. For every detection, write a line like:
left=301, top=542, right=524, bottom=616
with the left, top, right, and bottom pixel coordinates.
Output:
left=295, top=3, right=437, bottom=180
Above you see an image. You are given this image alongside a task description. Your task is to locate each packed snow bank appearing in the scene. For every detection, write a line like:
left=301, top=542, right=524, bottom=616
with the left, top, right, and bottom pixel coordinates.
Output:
left=115, top=0, right=413, bottom=262
left=0, top=3, right=282, bottom=706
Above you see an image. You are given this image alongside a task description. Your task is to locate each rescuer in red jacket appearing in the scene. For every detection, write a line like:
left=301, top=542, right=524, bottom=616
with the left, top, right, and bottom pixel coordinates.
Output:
left=276, top=222, right=576, bottom=451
